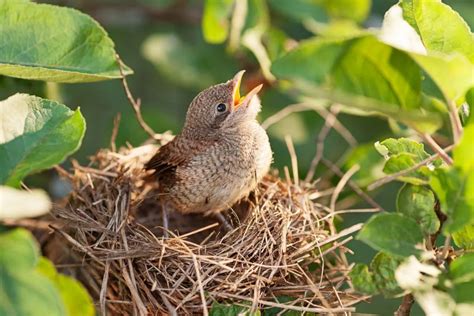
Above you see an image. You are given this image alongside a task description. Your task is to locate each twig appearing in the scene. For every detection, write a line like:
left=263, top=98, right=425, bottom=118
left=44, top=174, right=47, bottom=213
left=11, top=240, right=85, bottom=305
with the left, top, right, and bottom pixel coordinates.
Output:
left=395, top=293, right=414, bottom=316
left=305, top=105, right=340, bottom=183
left=322, top=158, right=384, bottom=211
left=330, top=165, right=360, bottom=213
left=447, top=100, right=463, bottom=143
left=367, top=144, right=455, bottom=191
left=116, top=55, right=156, bottom=138
left=110, top=113, right=121, bottom=152
left=285, top=136, right=299, bottom=187
left=420, top=133, right=453, bottom=165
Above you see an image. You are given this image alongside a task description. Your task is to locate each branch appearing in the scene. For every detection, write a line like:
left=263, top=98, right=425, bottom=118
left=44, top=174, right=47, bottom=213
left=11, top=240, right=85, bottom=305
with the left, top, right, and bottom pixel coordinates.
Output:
left=447, top=100, right=463, bottom=144
left=367, top=144, right=455, bottom=191
left=420, top=133, right=453, bottom=165
left=116, top=55, right=156, bottom=139
left=395, top=293, right=414, bottom=316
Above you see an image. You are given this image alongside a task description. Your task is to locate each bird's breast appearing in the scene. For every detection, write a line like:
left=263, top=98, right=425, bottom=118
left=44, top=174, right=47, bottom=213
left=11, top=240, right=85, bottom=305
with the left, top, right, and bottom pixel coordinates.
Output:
left=170, top=123, right=272, bottom=214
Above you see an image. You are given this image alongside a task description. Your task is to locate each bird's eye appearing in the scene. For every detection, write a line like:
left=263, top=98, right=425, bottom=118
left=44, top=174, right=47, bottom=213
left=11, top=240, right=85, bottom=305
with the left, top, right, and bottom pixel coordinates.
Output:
left=216, top=103, right=227, bottom=112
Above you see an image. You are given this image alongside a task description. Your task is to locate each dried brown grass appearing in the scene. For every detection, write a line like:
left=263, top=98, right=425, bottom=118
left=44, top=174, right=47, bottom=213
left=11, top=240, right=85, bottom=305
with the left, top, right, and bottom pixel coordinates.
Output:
left=46, top=137, right=366, bottom=315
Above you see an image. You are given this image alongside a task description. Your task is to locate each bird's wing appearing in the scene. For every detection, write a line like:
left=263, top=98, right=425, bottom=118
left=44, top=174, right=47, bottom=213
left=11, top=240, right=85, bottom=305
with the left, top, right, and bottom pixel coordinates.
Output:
left=145, top=136, right=210, bottom=186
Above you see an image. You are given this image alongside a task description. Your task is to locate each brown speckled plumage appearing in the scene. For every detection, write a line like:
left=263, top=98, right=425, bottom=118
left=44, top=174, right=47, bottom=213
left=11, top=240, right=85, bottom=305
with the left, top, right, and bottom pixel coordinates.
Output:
left=146, top=71, right=272, bottom=216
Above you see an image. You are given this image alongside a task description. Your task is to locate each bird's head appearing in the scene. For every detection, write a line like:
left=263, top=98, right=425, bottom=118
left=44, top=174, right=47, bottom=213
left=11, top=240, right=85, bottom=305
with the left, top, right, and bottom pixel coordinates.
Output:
left=182, top=70, right=263, bottom=138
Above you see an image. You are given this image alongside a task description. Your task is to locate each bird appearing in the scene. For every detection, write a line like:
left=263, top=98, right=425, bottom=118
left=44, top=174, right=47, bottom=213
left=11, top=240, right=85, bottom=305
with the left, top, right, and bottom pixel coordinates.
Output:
left=145, top=70, right=272, bottom=235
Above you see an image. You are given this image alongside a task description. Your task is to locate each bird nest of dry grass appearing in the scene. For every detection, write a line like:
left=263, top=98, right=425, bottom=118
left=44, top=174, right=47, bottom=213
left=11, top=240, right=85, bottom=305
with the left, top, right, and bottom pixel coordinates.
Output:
left=43, top=135, right=366, bottom=315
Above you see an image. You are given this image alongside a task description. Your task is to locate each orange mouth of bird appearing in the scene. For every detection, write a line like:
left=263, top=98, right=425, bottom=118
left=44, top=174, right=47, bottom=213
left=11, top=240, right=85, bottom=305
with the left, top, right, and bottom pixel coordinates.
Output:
left=232, top=70, right=262, bottom=109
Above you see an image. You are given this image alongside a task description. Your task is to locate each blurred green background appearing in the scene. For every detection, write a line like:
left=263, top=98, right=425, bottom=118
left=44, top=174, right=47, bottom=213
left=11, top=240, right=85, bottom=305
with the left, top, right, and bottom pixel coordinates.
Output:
left=2, top=0, right=472, bottom=314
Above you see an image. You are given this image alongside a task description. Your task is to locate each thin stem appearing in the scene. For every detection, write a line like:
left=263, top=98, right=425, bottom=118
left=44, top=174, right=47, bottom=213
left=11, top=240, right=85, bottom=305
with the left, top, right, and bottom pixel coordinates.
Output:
left=421, top=133, right=453, bottom=165
left=116, top=55, right=156, bottom=139
left=395, top=294, right=415, bottom=316
left=367, top=144, right=455, bottom=191
left=447, top=100, right=463, bottom=144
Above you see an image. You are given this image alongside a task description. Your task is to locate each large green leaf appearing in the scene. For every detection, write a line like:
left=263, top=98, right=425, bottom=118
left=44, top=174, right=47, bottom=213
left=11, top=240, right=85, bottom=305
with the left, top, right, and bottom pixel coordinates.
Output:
left=0, top=94, right=86, bottom=186
left=400, top=0, right=474, bottom=62
left=449, top=253, right=474, bottom=284
left=36, top=257, right=95, bottom=316
left=0, top=228, right=39, bottom=270
left=357, top=213, right=424, bottom=257
left=430, top=167, right=474, bottom=233
left=0, top=228, right=65, bottom=316
left=271, top=35, right=443, bottom=132
left=202, top=0, right=233, bottom=44
left=0, top=0, right=132, bottom=82
left=397, top=184, right=439, bottom=235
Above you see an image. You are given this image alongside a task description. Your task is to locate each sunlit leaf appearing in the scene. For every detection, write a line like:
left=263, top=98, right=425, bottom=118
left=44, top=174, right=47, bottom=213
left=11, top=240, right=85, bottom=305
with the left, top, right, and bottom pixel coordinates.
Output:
left=400, top=0, right=474, bottom=62
left=453, top=122, right=474, bottom=173
left=397, top=184, right=439, bottom=235
left=0, top=228, right=65, bottom=316
left=36, top=257, right=95, bottom=316
left=357, top=213, right=424, bottom=257
left=272, top=35, right=443, bottom=132
left=0, top=0, right=132, bottom=82
left=202, top=0, right=233, bottom=44
left=453, top=224, right=474, bottom=250
left=0, top=94, right=86, bottom=186
left=321, top=0, right=371, bottom=23
left=0, top=186, right=51, bottom=220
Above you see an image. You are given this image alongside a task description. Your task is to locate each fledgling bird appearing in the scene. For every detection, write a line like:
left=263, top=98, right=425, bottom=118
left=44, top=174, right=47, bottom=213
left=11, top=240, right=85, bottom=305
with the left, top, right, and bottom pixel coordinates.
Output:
left=145, top=71, right=272, bottom=233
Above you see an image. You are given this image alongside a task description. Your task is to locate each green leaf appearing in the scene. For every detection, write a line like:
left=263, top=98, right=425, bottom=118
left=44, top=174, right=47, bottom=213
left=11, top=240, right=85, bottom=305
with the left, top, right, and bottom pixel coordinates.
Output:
left=0, top=228, right=39, bottom=270
left=320, top=0, right=371, bottom=23
left=0, top=94, right=86, bottom=186
left=36, top=257, right=95, bottom=316
left=430, top=167, right=474, bottom=233
left=202, top=0, right=233, bottom=44
left=400, top=0, right=474, bottom=62
left=453, top=224, right=474, bottom=250
left=349, top=263, right=377, bottom=295
left=0, top=228, right=65, bottom=316
left=0, top=266, right=65, bottom=316
left=271, top=35, right=443, bottom=132
left=410, top=53, right=474, bottom=103
left=370, top=252, right=403, bottom=297
left=453, top=122, right=474, bottom=173
left=376, top=138, right=439, bottom=184
left=357, top=213, right=424, bottom=257
left=397, top=184, right=439, bottom=235
left=0, top=186, right=51, bottom=219
left=0, top=0, right=132, bottom=82
left=450, top=254, right=474, bottom=284
left=451, top=281, right=474, bottom=303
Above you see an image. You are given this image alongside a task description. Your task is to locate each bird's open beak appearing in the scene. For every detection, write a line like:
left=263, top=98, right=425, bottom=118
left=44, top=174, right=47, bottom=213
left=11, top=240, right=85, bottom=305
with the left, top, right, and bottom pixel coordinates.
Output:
left=231, top=70, right=263, bottom=109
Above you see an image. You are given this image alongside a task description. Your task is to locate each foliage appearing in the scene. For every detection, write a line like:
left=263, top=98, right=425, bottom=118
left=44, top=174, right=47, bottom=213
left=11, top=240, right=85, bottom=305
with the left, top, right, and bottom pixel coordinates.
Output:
left=0, top=0, right=473, bottom=314
left=0, top=0, right=131, bottom=314
left=200, top=0, right=473, bottom=313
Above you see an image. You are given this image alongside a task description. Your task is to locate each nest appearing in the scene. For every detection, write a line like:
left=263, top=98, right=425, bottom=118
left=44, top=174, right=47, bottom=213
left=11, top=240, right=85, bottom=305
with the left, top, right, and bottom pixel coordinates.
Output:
left=45, top=137, right=364, bottom=315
